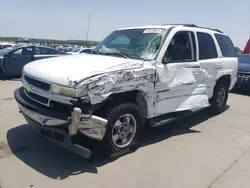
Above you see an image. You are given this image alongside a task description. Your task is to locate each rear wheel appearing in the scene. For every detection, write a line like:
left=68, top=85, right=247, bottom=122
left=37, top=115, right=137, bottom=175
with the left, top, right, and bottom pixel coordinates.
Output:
left=209, top=81, right=229, bottom=114
left=0, top=69, right=3, bottom=80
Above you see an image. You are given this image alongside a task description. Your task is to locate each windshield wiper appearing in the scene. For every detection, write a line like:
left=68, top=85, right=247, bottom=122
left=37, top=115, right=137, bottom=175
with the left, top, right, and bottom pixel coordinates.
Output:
left=122, top=52, right=143, bottom=60
left=103, top=52, right=129, bottom=59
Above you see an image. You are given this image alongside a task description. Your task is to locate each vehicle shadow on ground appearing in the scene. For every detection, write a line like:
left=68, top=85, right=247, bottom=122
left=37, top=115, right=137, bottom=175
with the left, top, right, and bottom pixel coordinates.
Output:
left=139, top=106, right=229, bottom=147
left=6, top=106, right=229, bottom=180
left=0, top=77, right=21, bottom=82
left=230, top=89, right=250, bottom=96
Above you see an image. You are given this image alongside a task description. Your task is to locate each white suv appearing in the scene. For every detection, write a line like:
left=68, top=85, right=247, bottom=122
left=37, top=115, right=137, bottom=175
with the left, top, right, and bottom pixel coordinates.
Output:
left=14, top=24, right=238, bottom=159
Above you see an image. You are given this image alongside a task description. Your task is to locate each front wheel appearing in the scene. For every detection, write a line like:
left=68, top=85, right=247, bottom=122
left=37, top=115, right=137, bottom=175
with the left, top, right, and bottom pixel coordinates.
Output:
left=99, top=103, right=144, bottom=158
left=208, top=81, right=229, bottom=114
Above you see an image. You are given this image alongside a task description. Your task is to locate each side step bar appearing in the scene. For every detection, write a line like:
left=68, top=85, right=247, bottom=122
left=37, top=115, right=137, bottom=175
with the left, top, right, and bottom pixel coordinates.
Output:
left=149, top=108, right=207, bottom=127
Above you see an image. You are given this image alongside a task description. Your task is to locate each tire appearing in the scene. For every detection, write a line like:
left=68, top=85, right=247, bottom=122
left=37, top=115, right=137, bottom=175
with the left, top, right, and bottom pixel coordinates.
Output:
left=0, top=69, right=3, bottom=80
left=208, top=80, right=229, bottom=114
left=98, top=103, right=144, bottom=159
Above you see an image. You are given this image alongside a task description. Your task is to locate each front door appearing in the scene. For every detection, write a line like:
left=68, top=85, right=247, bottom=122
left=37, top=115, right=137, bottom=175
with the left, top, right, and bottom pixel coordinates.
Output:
left=154, top=30, right=209, bottom=116
left=5, top=46, right=34, bottom=76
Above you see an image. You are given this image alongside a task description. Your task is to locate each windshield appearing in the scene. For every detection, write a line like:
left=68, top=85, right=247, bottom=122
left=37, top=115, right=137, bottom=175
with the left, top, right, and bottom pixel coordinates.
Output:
left=0, top=45, right=22, bottom=56
left=94, top=28, right=166, bottom=60
left=239, top=55, right=250, bottom=64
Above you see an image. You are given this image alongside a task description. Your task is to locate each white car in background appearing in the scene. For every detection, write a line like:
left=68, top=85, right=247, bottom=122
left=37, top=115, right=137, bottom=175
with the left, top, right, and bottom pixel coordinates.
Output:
left=68, top=47, right=94, bottom=55
left=0, top=42, right=15, bottom=50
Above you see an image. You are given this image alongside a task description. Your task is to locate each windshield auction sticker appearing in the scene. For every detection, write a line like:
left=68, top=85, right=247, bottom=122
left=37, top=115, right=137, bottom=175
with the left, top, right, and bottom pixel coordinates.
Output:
left=143, top=29, right=163, bottom=34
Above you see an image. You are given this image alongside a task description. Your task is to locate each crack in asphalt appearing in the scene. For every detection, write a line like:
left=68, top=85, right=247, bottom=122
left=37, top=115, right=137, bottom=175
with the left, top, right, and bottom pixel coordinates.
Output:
left=208, top=146, right=250, bottom=188
left=227, top=124, right=250, bottom=133
left=1, top=97, right=15, bottom=101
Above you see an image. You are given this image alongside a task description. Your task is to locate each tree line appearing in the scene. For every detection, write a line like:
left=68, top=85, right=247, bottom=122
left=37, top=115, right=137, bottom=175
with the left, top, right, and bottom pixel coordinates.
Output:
left=0, top=37, right=99, bottom=46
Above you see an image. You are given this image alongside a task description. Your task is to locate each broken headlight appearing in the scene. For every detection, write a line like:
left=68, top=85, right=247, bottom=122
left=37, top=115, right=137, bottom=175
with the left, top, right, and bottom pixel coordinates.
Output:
left=51, top=84, right=88, bottom=98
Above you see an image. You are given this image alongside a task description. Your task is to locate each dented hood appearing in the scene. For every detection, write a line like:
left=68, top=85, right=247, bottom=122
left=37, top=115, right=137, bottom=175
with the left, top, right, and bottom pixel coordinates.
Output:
left=23, top=54, right=143, bottom=86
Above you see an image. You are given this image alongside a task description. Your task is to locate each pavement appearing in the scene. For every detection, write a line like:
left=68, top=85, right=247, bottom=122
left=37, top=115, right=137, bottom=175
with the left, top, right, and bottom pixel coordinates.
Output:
left=1, top=79, right=250, bottom=188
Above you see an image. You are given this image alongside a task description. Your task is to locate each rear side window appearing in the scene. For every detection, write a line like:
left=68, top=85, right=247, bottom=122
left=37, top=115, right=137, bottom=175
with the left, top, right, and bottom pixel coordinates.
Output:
left=215, top=34, right=236, bottom=57
left=197, top=32, right=217, bottom=60
left=35, top=47, right=57, bottom=55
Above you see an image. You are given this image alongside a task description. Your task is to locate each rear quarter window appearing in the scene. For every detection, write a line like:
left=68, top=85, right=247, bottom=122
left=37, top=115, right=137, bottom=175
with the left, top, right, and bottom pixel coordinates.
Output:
left=215, top=34, right=237, bottom=57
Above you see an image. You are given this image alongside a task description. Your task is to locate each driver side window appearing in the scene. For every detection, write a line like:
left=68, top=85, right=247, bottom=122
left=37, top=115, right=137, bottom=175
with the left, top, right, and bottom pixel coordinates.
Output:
left=163, top=31, right=196, bottom=64
left=11, top=48, right=23, bottom=56
left=10, top=47, right=34, bottom=56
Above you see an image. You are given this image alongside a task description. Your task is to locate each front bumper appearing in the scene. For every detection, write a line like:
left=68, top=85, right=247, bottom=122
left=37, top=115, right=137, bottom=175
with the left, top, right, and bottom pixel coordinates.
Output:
left=14, top=87, right=108, bottom=159
left=22, top=113, right=93, bottom=159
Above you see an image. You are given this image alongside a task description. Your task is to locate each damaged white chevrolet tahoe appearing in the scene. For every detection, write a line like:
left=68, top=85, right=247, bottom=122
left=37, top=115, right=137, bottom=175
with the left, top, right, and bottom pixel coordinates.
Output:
left=14, top=24, right=238, bottom=159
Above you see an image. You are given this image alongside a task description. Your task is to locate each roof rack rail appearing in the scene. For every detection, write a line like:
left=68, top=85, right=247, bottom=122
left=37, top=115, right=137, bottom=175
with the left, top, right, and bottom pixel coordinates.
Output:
left=190, top=25, right=223, bottom=33
left=163, top=24, right=223, bottom=33
left=162, top=24, right=197, bottom=27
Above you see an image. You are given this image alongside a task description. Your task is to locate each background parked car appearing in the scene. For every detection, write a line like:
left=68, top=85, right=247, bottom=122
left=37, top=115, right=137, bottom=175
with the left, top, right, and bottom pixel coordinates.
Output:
left=0, top=45, right=69, bottom=77
left=68, top=47, right=93, bottom=55
left=16, top=38, right=29, bottom=44
left=243, top=38, right=250, bottom=54
left=0, top=42, right=15, bottom=50
left=234, top=54, right=250, bottom=90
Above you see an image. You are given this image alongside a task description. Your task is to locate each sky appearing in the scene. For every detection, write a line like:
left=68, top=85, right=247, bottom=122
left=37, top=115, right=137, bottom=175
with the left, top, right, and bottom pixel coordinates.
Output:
left=0, top=0, right=249, bottom=49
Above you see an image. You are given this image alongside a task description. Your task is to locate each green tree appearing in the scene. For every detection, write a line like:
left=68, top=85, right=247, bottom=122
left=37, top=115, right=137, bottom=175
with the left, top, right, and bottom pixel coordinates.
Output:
left=235, top=47, right=242, bottom=54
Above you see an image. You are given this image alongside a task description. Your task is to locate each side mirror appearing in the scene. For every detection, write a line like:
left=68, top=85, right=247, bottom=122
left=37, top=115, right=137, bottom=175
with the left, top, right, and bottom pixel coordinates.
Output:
left=162, top=55, right=172, bottom=64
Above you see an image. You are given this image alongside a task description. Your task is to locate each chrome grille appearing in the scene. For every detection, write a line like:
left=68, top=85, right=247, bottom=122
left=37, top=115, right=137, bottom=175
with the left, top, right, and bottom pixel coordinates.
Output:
left=23, top=74, right=51, bottom=106
left=24, top=89, right=49, bottom=106
left=24, top=88, right=71, bottom=112
left=22, top=73, right=75, bottom=107
left=24, top=75, right=50, bottom=91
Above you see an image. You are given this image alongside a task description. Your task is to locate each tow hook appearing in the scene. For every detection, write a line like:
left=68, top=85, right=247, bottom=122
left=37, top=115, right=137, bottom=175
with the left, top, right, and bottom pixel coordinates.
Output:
left=68, top=108, right=81, bottom=136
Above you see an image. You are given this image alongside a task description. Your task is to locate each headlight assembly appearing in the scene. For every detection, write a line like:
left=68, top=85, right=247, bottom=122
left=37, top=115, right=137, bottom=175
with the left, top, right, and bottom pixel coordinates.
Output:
left=51, top=84, right=88, bottom=98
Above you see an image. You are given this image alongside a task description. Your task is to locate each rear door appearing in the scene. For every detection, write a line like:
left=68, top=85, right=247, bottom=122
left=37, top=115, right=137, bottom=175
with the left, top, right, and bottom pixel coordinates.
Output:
left=5, top=46, right=34, bottom=76
left=34, top=47, right=60, bottom=61
left=196, top=32, right=221, bottom=99
left=214, top=34, right=238, bottom=90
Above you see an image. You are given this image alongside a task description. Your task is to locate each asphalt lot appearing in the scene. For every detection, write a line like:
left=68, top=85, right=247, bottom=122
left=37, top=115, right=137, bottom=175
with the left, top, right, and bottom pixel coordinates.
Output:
left=1, top=80, right=250, bottom=188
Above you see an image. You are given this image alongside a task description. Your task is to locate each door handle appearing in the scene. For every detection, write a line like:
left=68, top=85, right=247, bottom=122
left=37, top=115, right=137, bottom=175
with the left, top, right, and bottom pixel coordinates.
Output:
left=215, top=64, right=222, bottom=69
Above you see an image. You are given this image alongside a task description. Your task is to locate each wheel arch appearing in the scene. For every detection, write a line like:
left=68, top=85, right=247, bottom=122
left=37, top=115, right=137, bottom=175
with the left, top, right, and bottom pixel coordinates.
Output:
left=95, top=90, right=149, bottom=120
left=216, top=74, right=231, bottom=89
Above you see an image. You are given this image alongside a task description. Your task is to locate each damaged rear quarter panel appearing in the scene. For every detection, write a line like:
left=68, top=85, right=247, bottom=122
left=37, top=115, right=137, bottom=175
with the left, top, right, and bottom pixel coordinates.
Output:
left=78, top=62, right=157, bottom=117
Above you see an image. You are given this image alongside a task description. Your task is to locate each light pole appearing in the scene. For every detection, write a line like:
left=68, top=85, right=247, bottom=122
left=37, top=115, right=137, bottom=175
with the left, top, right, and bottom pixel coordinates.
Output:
left=86, top=14, right=90, bottom=42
